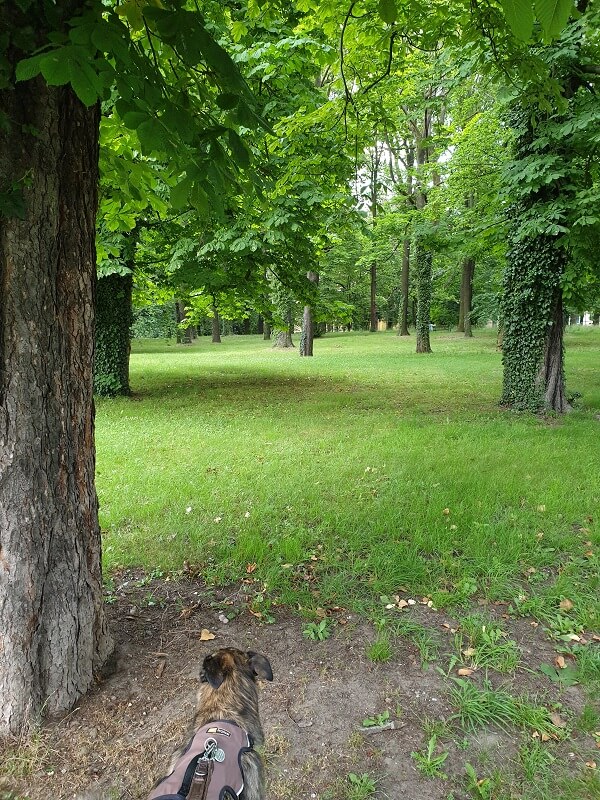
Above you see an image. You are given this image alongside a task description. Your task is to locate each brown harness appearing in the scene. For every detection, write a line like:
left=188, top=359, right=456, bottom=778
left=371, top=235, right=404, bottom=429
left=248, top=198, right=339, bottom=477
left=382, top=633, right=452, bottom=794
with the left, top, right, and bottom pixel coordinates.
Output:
left=148, top=721, right=252, bottom=800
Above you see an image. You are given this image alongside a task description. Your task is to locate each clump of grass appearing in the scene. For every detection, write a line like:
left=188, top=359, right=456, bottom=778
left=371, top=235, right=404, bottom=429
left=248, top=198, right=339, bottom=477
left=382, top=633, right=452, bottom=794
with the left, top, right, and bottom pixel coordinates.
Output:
left=449, top=678, right=568, bottom=738
left=367, top=634, right=392, bottom=662
left=455, top=614, right=521, bottom=673
left=0, top=725, right=53, bottom=782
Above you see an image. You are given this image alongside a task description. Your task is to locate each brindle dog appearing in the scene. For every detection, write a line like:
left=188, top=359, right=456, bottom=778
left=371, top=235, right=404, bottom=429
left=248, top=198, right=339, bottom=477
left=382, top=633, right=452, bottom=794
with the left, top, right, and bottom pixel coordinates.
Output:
left=170, top=648, right=273, bottom=800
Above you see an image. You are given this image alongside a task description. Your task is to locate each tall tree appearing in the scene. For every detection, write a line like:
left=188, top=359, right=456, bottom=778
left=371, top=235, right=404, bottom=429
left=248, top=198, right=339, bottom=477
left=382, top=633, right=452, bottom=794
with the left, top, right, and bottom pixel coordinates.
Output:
left=0, top=2, right=113, bottom=734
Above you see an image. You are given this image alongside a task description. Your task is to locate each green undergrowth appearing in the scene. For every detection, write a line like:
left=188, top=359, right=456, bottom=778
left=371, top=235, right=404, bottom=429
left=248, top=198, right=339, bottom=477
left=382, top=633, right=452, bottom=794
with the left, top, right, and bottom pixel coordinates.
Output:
left=97, top=328, right=600, bottom=637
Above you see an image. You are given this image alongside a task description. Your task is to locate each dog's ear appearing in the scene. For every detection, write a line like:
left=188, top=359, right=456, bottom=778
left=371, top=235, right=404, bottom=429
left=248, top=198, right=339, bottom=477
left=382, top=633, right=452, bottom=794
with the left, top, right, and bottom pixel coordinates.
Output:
left=247, top=651, right=273, bottom=681
left=202, top=651, right=234, bottom=689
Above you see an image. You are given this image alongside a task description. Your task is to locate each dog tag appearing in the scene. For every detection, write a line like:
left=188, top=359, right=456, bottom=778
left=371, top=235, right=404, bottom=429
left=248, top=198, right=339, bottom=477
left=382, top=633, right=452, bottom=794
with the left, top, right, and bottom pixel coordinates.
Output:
left=213, top=747, right=226, bottom=763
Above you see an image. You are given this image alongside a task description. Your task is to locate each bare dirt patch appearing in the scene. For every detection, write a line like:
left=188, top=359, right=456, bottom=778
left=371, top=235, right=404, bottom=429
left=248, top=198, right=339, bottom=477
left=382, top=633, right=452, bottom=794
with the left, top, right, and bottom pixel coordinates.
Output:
left=1, top=574, right=598, bottom=800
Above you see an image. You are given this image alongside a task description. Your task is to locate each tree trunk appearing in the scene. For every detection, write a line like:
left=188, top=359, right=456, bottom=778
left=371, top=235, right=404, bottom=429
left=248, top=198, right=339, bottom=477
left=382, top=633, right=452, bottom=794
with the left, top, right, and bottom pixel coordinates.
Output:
left=273, top=308, right=294, bottom=348
left=460, top=257, right=475, bottom=337
left=414, top=114, right=433, bottom=354
left=0, top=75, right=113, bottom=735
left=94, top=271, right=133, bottom=396
left=541, top=293, right=569, bottom=412
left=501, top=234, right=568, bottom=412
left=398, top=238, right=410, bottom=335
left=263, top=323, right=271, bottom=341
left=369, top=261, right=378, bottom=332
left=300, top=271, right=319, bottom=356
left=415, top=247, right=432, bottom=353
left=242, top=317, right=251, bottom=335
left=211, top=307, right=222, bottom=343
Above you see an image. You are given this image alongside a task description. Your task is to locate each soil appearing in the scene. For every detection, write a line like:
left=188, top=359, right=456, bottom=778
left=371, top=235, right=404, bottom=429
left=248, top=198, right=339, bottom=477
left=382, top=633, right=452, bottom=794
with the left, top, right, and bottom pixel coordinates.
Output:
left=1, top=573, right=598, bottom=800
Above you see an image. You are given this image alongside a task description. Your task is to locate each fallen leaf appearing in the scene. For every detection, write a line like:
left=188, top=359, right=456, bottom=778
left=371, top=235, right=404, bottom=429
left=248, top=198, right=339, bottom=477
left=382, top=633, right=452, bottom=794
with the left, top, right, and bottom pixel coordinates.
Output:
left=246, top=563, right=257, bottom=574
left=559, top=598, right=574, bottom=612
left=248, top=609, right=262, bottom=618
left=457, top=668, right=474, bottom=676
left=407, top=598, right=416, bottom=605
left=555, top=655, right=567, bottom=669
left=421, top=597, right=430, bottom=604
left=541, top=733, right=551, bottom=742
left=527, top=567, right=537, bottom=574
left=155, top=659, right=166, bottom=678
left=199, top=629, right=216, bottom=641
left=549, top=712, right=567, bottom=728
left=397, top=599, right=409, bottom=609
left=462, top=647, right=477, bottom=657
left=531, top=731, right=540, bottom=739
left=585, top=761, right=597, bottom=770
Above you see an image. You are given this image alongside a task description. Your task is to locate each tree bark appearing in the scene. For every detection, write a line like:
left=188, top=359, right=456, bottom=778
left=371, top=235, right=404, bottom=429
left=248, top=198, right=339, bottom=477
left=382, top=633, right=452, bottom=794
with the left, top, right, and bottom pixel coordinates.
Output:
left=211, top=307, right=222, bottom=343
left=300, top=271, right=319, bottom=356
left=540, top=292, right=569, bottom=412
left=0, top=75, right=113, bottom=735
left=398, top=238, right=410, bottom=335
left=458, top=257, right=475, bottom=337
left=263, top=322, right=271, bottom=341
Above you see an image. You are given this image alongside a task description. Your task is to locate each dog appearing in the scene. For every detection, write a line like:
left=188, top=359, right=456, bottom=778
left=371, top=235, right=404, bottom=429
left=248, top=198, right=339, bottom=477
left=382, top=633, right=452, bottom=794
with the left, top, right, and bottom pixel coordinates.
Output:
left=149, top=648, right=273, bottom=800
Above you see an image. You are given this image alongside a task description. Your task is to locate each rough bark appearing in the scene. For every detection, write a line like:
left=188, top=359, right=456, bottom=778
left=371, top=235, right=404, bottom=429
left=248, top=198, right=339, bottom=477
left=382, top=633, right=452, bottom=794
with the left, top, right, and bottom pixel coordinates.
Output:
left=540, top=292, right=569, bottom=412
left=398, top=238, right=410, bottom=335
left=0, top=75, right=113, bottom=735
left=300, top=271, right=319, bottom=356
left=94, top=271, right=133, bottom=396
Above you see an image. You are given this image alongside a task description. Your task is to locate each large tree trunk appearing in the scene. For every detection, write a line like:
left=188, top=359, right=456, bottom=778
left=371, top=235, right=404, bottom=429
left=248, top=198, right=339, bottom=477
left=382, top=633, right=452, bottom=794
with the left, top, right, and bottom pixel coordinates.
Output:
left=398, top=238, right=410, bottom=335
left=94, top=271, right=133, bottom=396
left=501, top=235, right=568, bottom=412
left=0, top=76, right=113, bottom=735
left=300, top=271, right=319, bottom=356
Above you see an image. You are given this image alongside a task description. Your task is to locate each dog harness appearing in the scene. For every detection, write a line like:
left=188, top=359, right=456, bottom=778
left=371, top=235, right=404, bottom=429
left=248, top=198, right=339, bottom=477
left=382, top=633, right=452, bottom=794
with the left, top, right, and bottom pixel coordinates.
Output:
left=148, top=720, right=253, bottom=800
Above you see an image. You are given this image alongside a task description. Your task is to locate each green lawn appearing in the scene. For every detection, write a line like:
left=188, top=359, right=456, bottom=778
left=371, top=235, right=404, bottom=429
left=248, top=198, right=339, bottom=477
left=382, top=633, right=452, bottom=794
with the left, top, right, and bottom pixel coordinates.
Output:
left=96, top=327, right=600, bottom=630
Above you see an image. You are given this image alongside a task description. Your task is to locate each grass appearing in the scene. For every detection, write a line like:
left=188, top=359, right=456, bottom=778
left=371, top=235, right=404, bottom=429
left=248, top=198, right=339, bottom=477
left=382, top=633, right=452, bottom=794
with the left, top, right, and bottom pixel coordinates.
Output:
left=96, top=328, right=600, bottom=632
left=449, top=677, right=568, bottom=737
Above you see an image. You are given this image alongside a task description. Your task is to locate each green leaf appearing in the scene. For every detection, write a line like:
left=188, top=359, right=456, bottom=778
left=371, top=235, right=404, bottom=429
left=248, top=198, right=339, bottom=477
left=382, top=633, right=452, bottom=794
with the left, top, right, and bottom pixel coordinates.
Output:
left=69, top=59, right=102, bottom=106
left=136, top=118, right=166, bottom=155
left=377, top=0, right=397, bottom=24
left=228, top=129, right=251, bottom=169
left=40, top=51, right=71, bottom=86
left=122, top=110, right=150, bottom=129
left=216, top=93, right=239, bottom=110
left=91, top=20, right=131, bottom=63
left=500, top=0, right=535, bottom=40
left=534, top=0, right=573, bottom=39
left=170, top=176, right=193, bottom=210
left=15, top=54, right=43, bottom=82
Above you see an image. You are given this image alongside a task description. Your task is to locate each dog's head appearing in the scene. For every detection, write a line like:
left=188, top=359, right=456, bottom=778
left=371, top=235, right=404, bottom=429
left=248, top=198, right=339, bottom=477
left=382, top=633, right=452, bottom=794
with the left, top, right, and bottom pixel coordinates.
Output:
left=200, top=648, right=273, bottom=690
